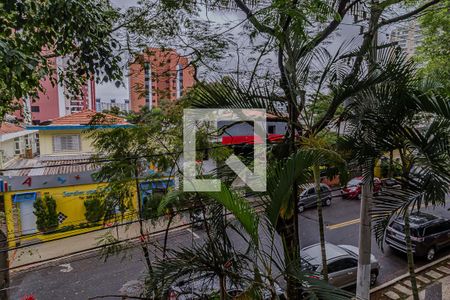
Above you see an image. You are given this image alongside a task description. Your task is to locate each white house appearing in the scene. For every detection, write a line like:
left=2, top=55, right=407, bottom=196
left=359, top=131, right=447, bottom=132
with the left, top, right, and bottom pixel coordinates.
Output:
left=0, top=123, right=38, bottom=168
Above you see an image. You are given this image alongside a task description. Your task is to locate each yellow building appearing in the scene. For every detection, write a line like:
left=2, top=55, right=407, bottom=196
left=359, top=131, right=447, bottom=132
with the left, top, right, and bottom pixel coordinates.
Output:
left=1, top=110, right=175, bottom=247
left=30, top=109, right=130, bottom=156
left=1, top=174, right=174, bottom=248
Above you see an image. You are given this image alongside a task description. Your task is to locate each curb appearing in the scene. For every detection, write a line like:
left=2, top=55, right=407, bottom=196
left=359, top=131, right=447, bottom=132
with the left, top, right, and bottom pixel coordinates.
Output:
left=370, top=253, right=450, bottom=294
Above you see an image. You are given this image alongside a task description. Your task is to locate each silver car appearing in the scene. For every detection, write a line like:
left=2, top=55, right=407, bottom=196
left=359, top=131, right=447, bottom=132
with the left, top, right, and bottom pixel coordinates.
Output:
left=169, top=274, right=286, bottom=299
left=298, top=183, right=332, bottom=213
left=301, top=243, right=380, bottom=288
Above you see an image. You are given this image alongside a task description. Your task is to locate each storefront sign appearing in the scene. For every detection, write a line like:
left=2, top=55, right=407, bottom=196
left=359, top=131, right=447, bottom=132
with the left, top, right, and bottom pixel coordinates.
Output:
left=62, top=189, right=97, bottom=197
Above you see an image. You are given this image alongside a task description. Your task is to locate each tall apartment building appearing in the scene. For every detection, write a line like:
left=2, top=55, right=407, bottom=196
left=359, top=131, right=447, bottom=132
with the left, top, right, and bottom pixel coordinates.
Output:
left=14, top=56, right=96, bottom=124
left=128, top=48, right=195, bottom=112
left=96, top=98, right=130, bottom=113
left=390, top=20, right=422, bottom=57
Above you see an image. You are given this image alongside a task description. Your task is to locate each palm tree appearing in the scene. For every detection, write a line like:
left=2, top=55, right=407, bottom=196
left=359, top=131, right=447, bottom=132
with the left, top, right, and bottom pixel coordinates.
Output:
left=147, top=174, right=355, bottom=299
left=187, top=43, right=411, bottom=296
left=301, top=136, right=349, bottom=282
left=340, top=51, right=450, bottom=300
left=371, top=119, right=450, bottom=300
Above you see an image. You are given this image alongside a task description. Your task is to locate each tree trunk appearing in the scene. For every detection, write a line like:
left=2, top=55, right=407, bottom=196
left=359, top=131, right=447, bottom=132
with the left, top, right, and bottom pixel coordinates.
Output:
left=281, top=214, right=301, bottom=300
left=404, top=210, right=420, bottom=300
left=356, top=171, right=373, bottom=300
left=357, top=1, right=380, bottom=297
left=399, top=148, right=410, bottom=179
left=388, top=150, right=394, bottom=178
left=313, top=165, right=328, bottom=281
left=219, top=274, right=227, bottom=300
left=162, top=214, right=173, bottom=259
left=134, top=165, right=153, bottom=272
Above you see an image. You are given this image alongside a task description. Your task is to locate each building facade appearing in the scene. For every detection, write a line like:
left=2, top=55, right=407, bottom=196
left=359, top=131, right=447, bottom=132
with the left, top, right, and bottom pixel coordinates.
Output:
left=0, top=123, right=39, bottom=168
left=14, top=57, right=96, bottom=124
left=390, top=20, right=422, bottom=58
left=28, top=109, right=129, bottom=157
left=129, top=48, right=195, bottom=112
left=95, top=98, right=130, bottom=113
left=0, top=110, right=175, bottom=247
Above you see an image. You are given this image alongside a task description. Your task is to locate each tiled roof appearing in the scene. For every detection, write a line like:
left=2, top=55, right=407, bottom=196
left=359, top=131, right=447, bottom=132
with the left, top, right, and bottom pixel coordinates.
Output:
left=0, top=122, right=25, bottom=135
left=49, top=109, right=128, bottom=125
left=2, top=154, right=98, bottom=177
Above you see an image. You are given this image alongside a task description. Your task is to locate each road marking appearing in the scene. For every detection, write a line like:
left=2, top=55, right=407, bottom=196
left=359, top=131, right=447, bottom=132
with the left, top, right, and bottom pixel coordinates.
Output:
left=326, top=218, right=360, bottom=230
left=186, top=228, right=200, bottom=239
left=59, top=263, right=73, bottom=273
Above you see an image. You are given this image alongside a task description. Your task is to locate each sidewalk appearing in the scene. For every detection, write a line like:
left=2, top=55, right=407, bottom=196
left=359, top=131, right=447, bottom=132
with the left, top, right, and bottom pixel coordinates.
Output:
left=8, top=213, right=190, bottom=272
left=371, top=255, right=450, bottom=300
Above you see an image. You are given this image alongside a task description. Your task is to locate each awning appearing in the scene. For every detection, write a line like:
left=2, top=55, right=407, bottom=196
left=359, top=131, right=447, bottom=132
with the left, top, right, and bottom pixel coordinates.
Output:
left=222, top=134, right=284, bottom=145
left=140, top=179, right=175, bottom=191
left=13, top=192, right=37, bottom=203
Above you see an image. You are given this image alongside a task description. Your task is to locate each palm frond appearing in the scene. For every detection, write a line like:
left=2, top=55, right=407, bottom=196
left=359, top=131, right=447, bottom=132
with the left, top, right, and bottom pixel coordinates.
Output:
left=265, top=148, right=347, bottom=227
left=189, top=78, right=280, bottom=115
left=205, top=183, right=260, bottom=244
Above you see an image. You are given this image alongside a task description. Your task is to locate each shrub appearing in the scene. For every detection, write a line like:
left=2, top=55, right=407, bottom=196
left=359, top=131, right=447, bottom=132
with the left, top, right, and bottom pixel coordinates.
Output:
left=142, top=192, right=163, bottom=220
left=33, top=195, right=58, bottom=232
left=84, top=196, right=106, bottom=223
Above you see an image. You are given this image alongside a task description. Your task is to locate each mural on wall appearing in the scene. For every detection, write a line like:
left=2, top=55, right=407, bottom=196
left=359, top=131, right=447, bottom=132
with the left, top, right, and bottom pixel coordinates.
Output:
left=1, top=171, right=100, bottom=192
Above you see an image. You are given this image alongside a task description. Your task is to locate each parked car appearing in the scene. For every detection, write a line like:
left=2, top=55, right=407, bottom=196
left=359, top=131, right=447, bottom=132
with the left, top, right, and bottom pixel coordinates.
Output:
left=298, top=183, right=332, bottom=213
left=382, top=178, right=402, bottom=189
left=341, top=177, right=382, bottom=199
left=168, top=274, right=286, bottom=299
left=386, top=211, right=450, bottom=261
left=301, top=243, right=380, bottom=288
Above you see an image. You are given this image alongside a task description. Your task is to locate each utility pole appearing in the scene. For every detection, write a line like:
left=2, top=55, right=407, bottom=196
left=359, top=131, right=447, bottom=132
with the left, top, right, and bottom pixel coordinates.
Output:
left=356, top=2, right=379, bottom=299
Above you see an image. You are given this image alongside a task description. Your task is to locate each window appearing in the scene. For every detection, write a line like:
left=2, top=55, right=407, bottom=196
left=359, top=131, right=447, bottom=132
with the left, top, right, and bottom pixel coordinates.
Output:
left=307, top=188, right=316, bottom=195
left=31, top=106, right=40, bottom=112
left=328, top=258, right=357, bottom=273
left=52, top=135, right=81, bottom=153
left=144, top=63, right=152, bottom=106
left=14, top=137, right=21, bottom=155
left=320, top=186, right=329, bottom=192
left=268, top=125, right=276, bottom=134
left=391, top=221, right=422, bottom=237
left=425, top=222, right=449, bottom=236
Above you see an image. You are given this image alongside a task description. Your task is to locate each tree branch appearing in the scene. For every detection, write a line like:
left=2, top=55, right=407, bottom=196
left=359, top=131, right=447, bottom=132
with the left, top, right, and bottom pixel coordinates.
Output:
left=233, top=0, right=275, bottom=35
left=376, top=0, right=441, bottom=29
left=302, top=0, right=356, bottom=53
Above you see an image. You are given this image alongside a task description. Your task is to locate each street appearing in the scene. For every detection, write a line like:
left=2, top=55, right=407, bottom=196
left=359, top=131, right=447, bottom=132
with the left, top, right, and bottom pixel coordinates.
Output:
left=10, top=192, right=450, bottom=299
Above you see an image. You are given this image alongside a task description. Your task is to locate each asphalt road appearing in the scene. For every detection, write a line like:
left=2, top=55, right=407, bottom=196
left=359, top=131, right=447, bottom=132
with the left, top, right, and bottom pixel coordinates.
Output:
left=10, top=192, right=450, bottom=299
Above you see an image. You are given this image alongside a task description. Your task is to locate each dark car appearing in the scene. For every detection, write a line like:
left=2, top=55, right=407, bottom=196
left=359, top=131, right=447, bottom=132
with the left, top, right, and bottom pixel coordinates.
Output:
left=386, top=212, right=450, bottom=261
left=382, top=178, right=402, bottom=189
left=298, top=184, right=332, bottom=213
left=341, top=177, right=382, bottom=199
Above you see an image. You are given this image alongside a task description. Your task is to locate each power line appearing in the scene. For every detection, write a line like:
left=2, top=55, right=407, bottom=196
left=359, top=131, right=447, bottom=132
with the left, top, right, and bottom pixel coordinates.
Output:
left=3, top=189, right=346, bottom=273
left=2, top=189, right=344, bottom=252
left=1, top=201, right=269, bottom=273
left=0, top=199, right=266, bottom=252
left=0, top=139, right=276, bottom=173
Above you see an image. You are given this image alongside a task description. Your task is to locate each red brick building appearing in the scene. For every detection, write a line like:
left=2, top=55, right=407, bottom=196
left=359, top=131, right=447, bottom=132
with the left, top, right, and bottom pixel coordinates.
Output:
left=128, top=48, right=195, bottom=112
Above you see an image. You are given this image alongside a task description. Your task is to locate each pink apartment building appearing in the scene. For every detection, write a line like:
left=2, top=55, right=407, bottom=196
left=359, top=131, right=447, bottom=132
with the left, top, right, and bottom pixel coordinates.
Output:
left=14, top=57, right=96, bottom=124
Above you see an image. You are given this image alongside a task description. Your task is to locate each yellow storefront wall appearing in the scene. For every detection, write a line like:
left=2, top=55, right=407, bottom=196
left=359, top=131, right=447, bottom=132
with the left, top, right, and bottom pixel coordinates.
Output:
left=39, top=129, right=96, bottom=155
left=4, top=182, right=138, bottom=248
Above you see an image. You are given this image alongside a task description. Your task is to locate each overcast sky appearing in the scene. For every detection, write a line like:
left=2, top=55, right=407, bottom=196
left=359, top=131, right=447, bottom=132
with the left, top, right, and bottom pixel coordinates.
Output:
left=96, top=1, right=395, bottom=101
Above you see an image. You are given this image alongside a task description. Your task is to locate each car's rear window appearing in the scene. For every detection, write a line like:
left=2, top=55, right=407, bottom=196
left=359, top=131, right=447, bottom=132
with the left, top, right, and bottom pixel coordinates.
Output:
left=391, top=222, right=422, bottom=237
